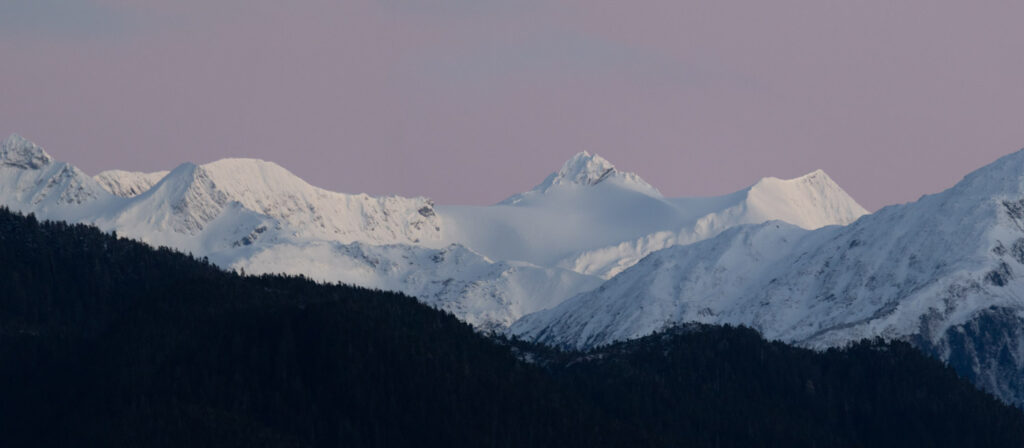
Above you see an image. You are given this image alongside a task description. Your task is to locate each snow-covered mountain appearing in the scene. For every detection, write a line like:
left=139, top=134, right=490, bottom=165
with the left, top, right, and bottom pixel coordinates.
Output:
left=110, top=158, right=444, bottom=247
left=500, top=151, right=662, bottom=204
left=13, top=131, right=1024, bottom=407
left=555, top=168, right=869, bottom=278
left=439, top=152, right=867, bottom=277
left=0, top=134, right=117, bottom=219
left=512, top=148, right=1024, bottom=406
left=0, top=135, right=598, bottom=328
left=0, top=133, right=865, bottom=331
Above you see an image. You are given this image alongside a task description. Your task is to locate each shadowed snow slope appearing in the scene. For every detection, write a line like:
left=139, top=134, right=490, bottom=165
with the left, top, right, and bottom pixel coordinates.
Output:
left=512, top=148, right=1024, bottom=406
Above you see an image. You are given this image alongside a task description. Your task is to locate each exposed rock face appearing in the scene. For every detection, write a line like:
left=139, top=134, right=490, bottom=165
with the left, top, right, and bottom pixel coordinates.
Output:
left=915, top=308, right=1024, bottom=407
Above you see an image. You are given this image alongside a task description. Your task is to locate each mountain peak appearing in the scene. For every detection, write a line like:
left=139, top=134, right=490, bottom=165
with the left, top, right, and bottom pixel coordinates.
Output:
left=745, top=169, right=869, bottom=228
left=751, top=169, right=834, bottom=188
left=502, top=152, right=659, bottom=204
left=202, top=157, right=283, bottom=171
left=198, top=157, right=319, bottom=198
left=748, top=169, right=856, bottom=199
left=554, top=151, right=618, bottom=187
left=797, top=168, right=829, bottom=181
left=1, top=134, right=52, bottom=170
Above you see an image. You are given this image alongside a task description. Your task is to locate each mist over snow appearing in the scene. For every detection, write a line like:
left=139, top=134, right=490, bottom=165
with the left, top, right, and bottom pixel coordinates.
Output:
left=0, top=134, right=863, bottom=329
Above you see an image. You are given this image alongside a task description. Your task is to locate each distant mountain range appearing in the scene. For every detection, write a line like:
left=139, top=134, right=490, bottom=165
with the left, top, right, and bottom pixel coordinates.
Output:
left=512, top=148, right=1024, bottom=406
left=0, top=134, right=864, bottom=330
left=8, top=132, right=1024, bottom=407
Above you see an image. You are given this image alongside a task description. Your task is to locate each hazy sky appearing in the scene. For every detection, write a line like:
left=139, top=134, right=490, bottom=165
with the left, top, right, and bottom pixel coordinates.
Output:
left=2, top=1, right=1023, bottom=210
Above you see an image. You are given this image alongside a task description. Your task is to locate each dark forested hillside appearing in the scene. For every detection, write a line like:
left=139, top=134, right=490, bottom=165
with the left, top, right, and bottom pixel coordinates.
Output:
left=1, top=207, right=1022, bottom=447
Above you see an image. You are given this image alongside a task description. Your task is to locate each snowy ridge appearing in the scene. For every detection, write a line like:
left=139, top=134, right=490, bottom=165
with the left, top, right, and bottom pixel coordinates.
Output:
left=556, top=169, right=868, bottom=278
left=198, top=158, right=442, bottom=245
left=512, top=148, right=1024, bottom=406
left=0, top=135, right=114, bottom=218
left=0, top=135, right=601, bottom=329
left=513, top=222, right=809, bottom=346
left=125, top=163, right=233, bottom=236
left=443, top=155, right=867, bottom=279
left=743, top=169, right=869, bottom=230
left=93, top=157, right=443, bottom=248
left=0, top=133, right=866, bottom=332
left=95, top=169, right=169, bottom=198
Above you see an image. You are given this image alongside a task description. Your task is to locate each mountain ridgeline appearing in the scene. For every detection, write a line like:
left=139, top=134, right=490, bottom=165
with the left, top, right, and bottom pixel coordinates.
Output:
left=1, top=207, right=1022, bottom=447
left=512, top=148, right=1024, bottom=407
left=0, top=134, right=868, bottom=331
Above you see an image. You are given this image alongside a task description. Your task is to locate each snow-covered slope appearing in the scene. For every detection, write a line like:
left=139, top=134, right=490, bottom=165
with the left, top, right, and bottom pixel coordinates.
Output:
left=0, top=134, right=867, bottom=332
left=0, top=134, right=118, bottom=220
left=512, top=222, right=811, bottom=346
left=0, top=135, right=597, bottom=329
left=95, top=169, right=169, bottom=197
left=95, top=158, right=443, bottom=247
left=512, top=148, right=1024, bottom=406
left=228, top=241, right=602, bottom=330
left=440, top=152, right=867, bottom=278
left=559, top=169, right=869, bottom=278
left=92, top=162, right=270, bottom=253
left=197, top=158, right=442, bottom=245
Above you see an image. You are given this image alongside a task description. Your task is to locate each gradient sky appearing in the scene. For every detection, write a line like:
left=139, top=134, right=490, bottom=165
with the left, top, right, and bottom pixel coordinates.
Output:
left=2, top=1, right=1023, bottom=210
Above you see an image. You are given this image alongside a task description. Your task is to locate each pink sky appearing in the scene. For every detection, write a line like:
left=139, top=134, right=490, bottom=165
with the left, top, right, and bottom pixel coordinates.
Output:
left=2, top=1, right=1023, bottom=210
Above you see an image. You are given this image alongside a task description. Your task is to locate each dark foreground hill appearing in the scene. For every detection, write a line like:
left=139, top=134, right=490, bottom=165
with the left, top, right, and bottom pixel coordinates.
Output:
left=0, top=208, right=1022, bottom=447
